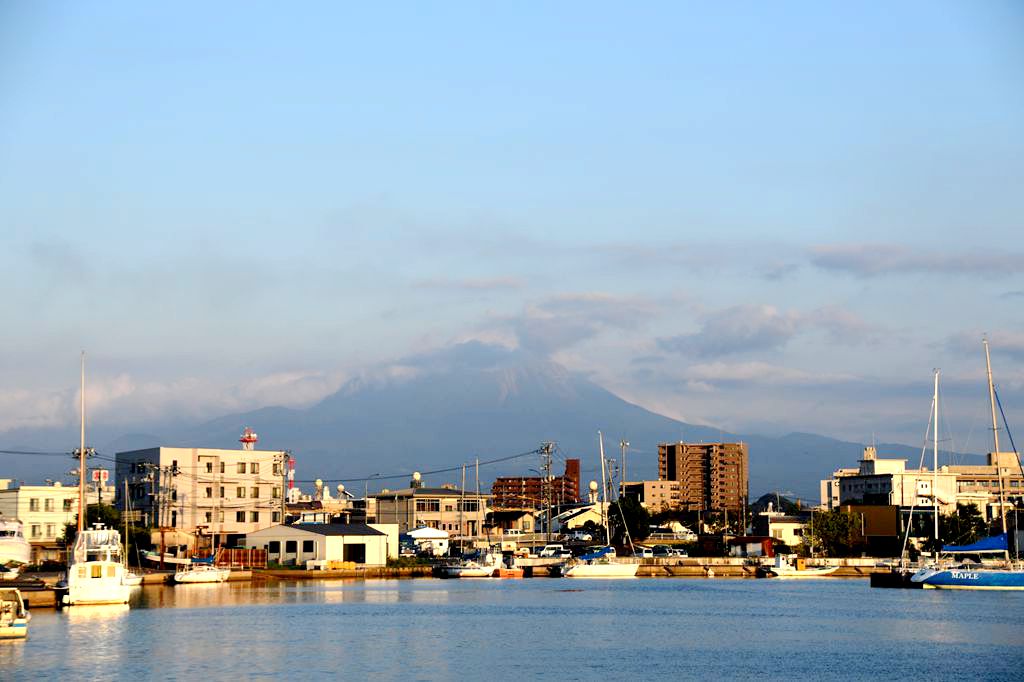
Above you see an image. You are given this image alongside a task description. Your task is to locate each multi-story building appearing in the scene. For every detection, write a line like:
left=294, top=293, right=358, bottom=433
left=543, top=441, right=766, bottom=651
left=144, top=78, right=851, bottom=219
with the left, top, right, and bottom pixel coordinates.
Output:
left=491, top=459, right=580, bottom=510
left=658, top=442, right=749, bottom=514
left=820, top=447, right=1021, bottom=522
left=372, top=482, right=489, bottom=538
left=620, top=480, right=681, bottom=513
left=115, top=441, right=289, bottom=548
left=0, top=479, right=112, bottom=562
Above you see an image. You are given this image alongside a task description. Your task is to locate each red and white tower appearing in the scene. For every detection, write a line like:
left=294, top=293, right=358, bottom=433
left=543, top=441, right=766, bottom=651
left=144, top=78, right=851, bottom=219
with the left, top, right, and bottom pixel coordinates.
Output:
left=239, top=427, right=259, bottom=451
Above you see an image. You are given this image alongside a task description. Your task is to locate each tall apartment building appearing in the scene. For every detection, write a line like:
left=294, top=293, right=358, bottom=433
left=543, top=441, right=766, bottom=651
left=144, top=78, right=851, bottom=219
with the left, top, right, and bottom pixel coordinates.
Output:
left=115, top=442, right=289, bottom=547
left=657, top=442, right=749, bottom=514
left=491, top=459, right=580, bottom=510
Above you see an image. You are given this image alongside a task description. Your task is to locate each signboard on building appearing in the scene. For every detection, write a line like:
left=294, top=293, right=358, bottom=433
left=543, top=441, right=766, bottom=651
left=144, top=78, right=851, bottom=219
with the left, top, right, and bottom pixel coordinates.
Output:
left=91, top=469, right=109, bottom=483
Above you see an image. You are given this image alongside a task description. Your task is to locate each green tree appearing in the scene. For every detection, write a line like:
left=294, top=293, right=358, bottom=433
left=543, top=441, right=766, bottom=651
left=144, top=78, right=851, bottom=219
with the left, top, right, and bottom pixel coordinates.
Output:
left=63, top=503, right=152, bottom=566
left=609, top=497, right=650, bottom=544
left=806, top=509, right=862, bottom=557
left=923, top=503, right=989, bottom=552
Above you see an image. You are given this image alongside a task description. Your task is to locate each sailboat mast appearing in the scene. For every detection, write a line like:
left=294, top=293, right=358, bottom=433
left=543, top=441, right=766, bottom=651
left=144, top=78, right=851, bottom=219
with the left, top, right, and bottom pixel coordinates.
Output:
left=598, top=431, right=609, bottom=545
left=933, top=369, right=940, bottom=546
left=78, top=351, right=86, bottom=536
left=984, top=339, right=1008, bottom=534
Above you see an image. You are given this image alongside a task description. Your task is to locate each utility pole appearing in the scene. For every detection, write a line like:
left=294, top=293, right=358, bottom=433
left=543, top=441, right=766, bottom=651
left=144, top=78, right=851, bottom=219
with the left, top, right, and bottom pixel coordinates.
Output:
left=541, top=442, right=554, bottom=542
left=620, top=439, right=629, bottom=486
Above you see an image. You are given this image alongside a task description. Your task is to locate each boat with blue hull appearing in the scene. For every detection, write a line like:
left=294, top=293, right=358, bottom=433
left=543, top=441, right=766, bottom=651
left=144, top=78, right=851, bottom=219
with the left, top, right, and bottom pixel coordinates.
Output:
left=911, top=534, right=1024, bottom=590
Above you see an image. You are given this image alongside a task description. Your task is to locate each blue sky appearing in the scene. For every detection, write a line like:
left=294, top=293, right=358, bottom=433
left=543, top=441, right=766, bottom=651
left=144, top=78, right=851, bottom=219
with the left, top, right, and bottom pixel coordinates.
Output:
left=1, top=2, right=1022, bottom=450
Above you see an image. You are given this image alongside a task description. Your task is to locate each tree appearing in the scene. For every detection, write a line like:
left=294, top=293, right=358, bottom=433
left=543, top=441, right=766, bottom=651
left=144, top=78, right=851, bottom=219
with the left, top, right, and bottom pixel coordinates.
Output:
left=608, top=497, right=650, bottom=544
left=805, top=509, right=862, bottom=557
left=923, top=503, right=988, bottom=552
left=63, top=503, right=152, bottom=566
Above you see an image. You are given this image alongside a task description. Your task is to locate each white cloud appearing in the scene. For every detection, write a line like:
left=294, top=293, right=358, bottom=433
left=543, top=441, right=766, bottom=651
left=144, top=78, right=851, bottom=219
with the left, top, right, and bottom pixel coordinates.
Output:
left=810, top=243, right=1024, bottom=278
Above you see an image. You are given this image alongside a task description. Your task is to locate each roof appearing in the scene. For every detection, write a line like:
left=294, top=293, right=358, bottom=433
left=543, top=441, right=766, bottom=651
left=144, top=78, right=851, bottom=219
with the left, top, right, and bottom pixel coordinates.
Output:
left=283, top=523, right=384, bottom=537
left=406, top=526, right=449, bottom=539
left=371, top=487, right=489, bottom=499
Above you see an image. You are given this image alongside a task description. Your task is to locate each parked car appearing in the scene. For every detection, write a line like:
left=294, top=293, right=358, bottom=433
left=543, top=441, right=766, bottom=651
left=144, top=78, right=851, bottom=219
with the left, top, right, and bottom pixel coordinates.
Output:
left=538, top=544, right=569, bottom=558
left=671, top=548, right=689, bottom=557
left=564, top=530, right=593, bottom=542
left=651, top=545, right=673, bottom=558
left=634, top=547, right=654, bottom=558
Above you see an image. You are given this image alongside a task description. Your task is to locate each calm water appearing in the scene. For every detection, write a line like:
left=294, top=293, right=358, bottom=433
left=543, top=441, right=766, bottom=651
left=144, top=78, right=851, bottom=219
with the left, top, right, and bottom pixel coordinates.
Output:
left=3, top=578, right=1023, bottom=680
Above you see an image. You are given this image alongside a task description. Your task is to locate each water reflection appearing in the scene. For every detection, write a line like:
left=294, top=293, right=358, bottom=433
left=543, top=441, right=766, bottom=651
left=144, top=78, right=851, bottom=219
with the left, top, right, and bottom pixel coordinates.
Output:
left=12, top=579, right=1024, bottom=680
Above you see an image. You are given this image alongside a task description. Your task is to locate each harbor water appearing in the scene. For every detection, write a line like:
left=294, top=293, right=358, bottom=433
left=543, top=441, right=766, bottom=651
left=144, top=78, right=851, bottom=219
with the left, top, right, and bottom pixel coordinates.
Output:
left=3, top=578, right=1023, bottom=680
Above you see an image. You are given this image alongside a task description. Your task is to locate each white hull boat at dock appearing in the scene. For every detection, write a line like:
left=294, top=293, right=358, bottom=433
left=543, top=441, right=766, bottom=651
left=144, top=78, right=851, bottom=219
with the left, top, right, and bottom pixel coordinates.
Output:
left=173, top=564, right=230, bottom=584
left=563, top=547, right=639, bottom=578
left=764, top=555, right=838, bottom=579
left=62, top=525, right=132, bottom=606
left=0, top=519, right=31, bottom=571
left=0, top=588, right=30, bottom=638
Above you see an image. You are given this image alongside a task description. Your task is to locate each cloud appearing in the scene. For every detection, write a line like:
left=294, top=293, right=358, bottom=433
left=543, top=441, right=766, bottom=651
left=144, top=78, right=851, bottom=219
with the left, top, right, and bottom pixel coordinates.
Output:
left=658, top=304, right=801, bottom=358
left=810, top=243, right=1024, bottom=278
left=684, top=361, right=858, bottom=386
left=657, top=303, right=879, bottom=358
left=505, top=293, right=660, bottom=355
left=1000, top=291, right=1024, bottom=300
left=0, top=370, right=348, bottom=433
left=947, top=331, right=1024, bottom=363
left=414, top=276, right=525, bottom=292
left=760, top=262, right=800, bottom=281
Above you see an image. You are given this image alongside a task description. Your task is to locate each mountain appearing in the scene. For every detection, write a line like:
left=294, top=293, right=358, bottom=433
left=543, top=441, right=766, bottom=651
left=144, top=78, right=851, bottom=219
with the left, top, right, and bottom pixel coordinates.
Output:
left=0, top=342, right=924, bottom=498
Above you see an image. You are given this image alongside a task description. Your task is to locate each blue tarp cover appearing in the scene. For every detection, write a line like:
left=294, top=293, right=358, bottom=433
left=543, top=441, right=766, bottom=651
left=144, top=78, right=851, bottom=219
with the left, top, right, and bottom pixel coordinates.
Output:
left=942, top=533, right=1008, bottom=553
left=191, top=554, right=216, bottom=564
left=578, top=546, right=613, bottom=561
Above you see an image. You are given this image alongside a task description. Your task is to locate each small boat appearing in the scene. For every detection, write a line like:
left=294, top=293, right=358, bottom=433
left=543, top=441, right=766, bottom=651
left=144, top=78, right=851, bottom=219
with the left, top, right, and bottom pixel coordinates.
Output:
left=63, top=525, right=132, bottom=606
left=563, top=547, right=639, bottom=578
left=763, top=555, right=838, bottom=579
left=440, top=550, right=503, bottom=578
left=173, top=562, right=230, bottom=584
left=0, top=518, right=31, bottom=571
left=0, top=588, right=30, bottom=638
left=122, top=572, right=143, bottom=587
left=495, top=566, right=524, bottom=578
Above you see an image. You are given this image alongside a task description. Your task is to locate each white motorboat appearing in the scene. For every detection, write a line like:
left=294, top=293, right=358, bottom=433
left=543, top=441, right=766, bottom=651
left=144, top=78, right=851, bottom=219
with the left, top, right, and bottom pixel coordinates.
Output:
left=563, top=547, right=639, bottom=578
left=63, top=525, right=132, bottom=605
left=0, top=518, right=31, bottom=571
left=122, top=572, right=143, bottom=587
left=0, top=588, right=30, bottom=639
left=173, top=563, right=230, bottom=584
left=764, top=555, right=838, bottom=579
left=440, top=550, right=503, bottom=578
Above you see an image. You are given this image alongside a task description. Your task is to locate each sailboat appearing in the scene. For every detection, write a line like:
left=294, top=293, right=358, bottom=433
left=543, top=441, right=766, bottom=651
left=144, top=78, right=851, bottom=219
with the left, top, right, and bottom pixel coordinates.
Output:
left=911, top=340, right=1024, bottom=590
left=564, top=432, right=639, bottom=578
left=121, top=481, right=142, bottom=588
left=62, top=353, right=131, bottom=606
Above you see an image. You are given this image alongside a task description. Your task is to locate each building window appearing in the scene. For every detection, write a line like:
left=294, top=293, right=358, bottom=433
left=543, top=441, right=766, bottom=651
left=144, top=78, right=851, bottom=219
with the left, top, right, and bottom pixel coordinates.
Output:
left=273, top=463, right=282, bottom=476
left=44, top=498, right=54, bottom=512
left=205, top=512, right=213, bottom=523
left=236, top=511, right=246, bottom=523
left=237, top=487, right=246, bottom=498
left=237, top=463, right=247, bottom=474
left=29, top=499, right=39, bottom=512
left=46, top=524, right=55, bottom=537
left=218, top=511, right=224, bottom=522
left=285, top=540, right=297, bottom=554
left=220, top=486, right=225, bottom=498
left=416, top=499, right=441, bottom=512
left=268, top=541, right=280, bottom=554
left=171, top=511, right=177, bottom=528
left=205, top=487, right=213, bottom=498
left=171, top=490, right=177, bottom=501
left=272, top=486, right=281, bottom=499
left=30, top=525, right=40, bottom=538
left=458, top=500, right=479, bottom=512
left=272, top=511, right=281, bottom=523
left=302, top=540, right=314, bottom=553
left=205, top=462, right=213, bottom=473
left=250, top=511, right=259, bottom=523
left=64, top=499, right=73, bottom=512
left=251, top=487, right=260, bottom=498
left=220, top=462, right=225, bottom=474
left=251, top=463, right=259, bottom=475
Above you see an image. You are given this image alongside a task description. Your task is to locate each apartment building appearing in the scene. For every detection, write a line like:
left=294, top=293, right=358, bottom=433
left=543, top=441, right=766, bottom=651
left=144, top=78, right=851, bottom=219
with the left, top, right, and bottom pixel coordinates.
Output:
left=620, top=480, right=681, bottom=513
left=491, top=459, right=580, bottom=510
left=657, top=442, right=749, bottom=514
left=0, top=479, right=111, bottom=562
left=115, top=445, right=288, bottom=546
left=372, top=484, right=489, bottom=538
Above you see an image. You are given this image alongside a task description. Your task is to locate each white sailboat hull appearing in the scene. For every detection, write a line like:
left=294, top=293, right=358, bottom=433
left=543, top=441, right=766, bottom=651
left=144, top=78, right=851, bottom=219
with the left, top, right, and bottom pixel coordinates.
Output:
left=173, top=566, right=230, bottom=583
left=564, top=562, right=639, bottom=578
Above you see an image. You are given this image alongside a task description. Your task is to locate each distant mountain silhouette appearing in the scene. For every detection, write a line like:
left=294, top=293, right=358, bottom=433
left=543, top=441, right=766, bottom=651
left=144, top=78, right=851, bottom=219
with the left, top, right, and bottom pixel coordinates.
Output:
left=1, top=342, right=927, bottom=498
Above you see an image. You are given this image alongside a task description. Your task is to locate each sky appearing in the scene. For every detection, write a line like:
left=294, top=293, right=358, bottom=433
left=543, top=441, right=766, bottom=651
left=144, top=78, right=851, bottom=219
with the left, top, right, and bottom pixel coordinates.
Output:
left=1, top=2, right=1023, bottom=453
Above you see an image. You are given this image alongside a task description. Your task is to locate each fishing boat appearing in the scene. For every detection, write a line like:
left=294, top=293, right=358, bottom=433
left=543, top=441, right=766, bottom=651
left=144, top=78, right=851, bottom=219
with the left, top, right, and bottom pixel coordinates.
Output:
left=0, top=588, right=30, bottom=639
left=0, top=518, right=30, bottom=572
left=63, top=525, right=132, bottom=605
left=763, top=554, right=838, bottom=579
